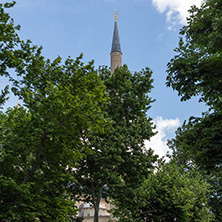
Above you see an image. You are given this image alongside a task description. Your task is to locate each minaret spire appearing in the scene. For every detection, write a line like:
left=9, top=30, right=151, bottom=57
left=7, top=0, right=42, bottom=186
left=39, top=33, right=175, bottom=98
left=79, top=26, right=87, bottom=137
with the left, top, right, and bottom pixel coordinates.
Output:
left=110, top=11, right=122, bottom=74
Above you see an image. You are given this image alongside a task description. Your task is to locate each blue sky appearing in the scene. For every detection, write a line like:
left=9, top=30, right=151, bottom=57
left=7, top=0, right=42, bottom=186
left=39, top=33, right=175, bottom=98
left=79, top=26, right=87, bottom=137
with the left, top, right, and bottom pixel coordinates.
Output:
left=1, top=0, right=205, bottom=157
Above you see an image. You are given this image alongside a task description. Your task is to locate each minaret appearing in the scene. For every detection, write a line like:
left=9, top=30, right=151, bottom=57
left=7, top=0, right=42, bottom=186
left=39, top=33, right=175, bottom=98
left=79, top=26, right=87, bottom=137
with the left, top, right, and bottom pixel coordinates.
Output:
left=110, top=11, right=122, bottom=74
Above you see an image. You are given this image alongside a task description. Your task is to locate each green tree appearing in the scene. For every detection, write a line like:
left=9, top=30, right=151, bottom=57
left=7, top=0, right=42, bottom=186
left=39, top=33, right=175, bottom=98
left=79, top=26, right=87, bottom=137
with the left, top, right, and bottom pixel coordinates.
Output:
left=0, top=2, right=108, bottom=221
left=71, top=65, right=157, bottom=222
left=0, top=56, right=107, bottom=221
left=169, top=113, right=222, bottom=173
left=168, top=112, right=222, bottom=221
left=117, top=162, right=213, bottom=222
left=166, top=0, right=222, bottom=111
left=166, top=0, right=222, bottom=220
left=0, top=1, right=20, bottom=107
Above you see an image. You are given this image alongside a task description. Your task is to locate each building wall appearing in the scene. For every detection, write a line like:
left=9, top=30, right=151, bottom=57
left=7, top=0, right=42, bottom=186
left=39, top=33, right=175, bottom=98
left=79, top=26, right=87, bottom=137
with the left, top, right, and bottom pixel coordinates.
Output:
left=76, top=199, right=115, bottom=222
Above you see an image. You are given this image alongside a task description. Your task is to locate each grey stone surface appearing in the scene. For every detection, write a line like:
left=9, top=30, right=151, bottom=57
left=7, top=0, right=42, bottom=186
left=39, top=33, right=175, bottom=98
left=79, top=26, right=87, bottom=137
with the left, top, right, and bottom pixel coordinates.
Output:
left=111, top=21, right=122, bottom=54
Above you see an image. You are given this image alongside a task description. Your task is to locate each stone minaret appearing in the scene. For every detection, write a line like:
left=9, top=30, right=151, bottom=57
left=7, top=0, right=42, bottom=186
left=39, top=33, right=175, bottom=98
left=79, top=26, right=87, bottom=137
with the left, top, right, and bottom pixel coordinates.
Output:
left=110, top=11, right=122, bottom=74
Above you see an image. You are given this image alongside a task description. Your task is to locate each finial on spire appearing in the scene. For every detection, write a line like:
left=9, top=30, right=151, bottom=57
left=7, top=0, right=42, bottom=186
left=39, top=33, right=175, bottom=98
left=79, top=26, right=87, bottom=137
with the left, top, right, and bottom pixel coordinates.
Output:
left=115, top=11, right=117, bottom=21
left=111, top=11, right=122, bottom=54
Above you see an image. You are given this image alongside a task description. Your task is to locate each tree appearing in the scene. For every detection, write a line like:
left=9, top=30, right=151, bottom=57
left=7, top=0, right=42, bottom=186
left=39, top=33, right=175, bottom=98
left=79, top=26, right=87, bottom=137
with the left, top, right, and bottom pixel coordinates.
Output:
left=169, top=113, right=222, bottom=174
left=0, top=107, right=78, bottom=221
left=0, top=1, right=20, bottom=107
left=116, top=162, right=213, bottom=222
left=166, top=0, right=222, bottom=221
left=0, top=56, right=107, bottom=221
left=0, top=2, right=108, bottom=221
left=71, top=65, right=157, bottom=222
left=168, top=112, right=222, bottom=221
left=166, top=0, right=222, bottom=111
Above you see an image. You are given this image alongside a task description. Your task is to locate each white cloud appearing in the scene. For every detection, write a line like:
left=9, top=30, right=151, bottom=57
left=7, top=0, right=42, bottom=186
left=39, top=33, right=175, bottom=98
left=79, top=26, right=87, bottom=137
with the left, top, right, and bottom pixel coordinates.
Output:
left=145, top=116, right=180, bottom=159
left=152, top=0, right=203, bottom=26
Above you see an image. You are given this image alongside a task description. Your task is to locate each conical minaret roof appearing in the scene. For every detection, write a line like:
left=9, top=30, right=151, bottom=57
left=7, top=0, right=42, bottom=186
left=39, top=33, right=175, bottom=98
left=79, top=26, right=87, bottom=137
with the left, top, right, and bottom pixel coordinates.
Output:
left=111, top=12, right=122, bottom=54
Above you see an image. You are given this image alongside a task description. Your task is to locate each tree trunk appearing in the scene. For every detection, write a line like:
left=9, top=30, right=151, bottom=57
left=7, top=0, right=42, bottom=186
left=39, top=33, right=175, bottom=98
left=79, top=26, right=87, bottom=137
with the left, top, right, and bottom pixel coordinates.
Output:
left=92, top=185, right=103, bottom=222
left=94, top=206, right=99, bottom=222
left=22, top=131, right=48, bottom=184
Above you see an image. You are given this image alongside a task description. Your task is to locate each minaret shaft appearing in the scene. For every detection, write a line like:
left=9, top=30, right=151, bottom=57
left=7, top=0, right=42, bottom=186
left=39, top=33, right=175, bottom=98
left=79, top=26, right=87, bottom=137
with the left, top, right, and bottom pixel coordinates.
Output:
left=111, top=51, right=122, bottom=74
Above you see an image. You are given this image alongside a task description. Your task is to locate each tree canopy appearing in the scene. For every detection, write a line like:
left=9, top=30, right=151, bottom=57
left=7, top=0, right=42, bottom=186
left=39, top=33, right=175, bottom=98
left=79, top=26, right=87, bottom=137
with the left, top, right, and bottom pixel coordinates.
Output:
left=72, top=65, right=157, bottom=222
left=166, top=0, right=222, bottom=221
left=166, top=0, right=222, bottom=111
left=112, top=162, right=213, bottom=222
left=0, top=2, right=108, bottom=221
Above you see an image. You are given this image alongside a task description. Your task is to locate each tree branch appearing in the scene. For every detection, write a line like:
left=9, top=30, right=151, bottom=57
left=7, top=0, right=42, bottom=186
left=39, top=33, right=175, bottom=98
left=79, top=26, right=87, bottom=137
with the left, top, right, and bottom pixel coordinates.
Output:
left=22, top=131, right=48, bottom=184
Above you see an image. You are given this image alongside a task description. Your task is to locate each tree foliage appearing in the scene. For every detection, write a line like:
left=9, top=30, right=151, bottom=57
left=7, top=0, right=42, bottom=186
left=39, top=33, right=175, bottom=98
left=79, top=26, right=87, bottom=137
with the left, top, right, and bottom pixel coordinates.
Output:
left=0, top=57, right=107, bottom=221
left=72, top=65, right=157, bottom=222
left=0, top=1, right=19, bottom=106
left=169, top=112, right=222, bottom=221
left=0, top=2, right=108, bottom=221
left=112, top=162, right=213, bottom=222
left=140, top=162, right=213, bottom=222
left=166, top=0, right=222, bottom=221
left=169, top=113, right=222, bottom=173
left=166, top=0, right=222, bottom=111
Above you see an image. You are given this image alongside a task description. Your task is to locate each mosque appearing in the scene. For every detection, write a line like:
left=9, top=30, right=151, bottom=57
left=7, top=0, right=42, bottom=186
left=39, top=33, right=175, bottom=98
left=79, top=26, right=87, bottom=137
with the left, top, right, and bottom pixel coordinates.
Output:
left=75, top=11, right=122, bottom=222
